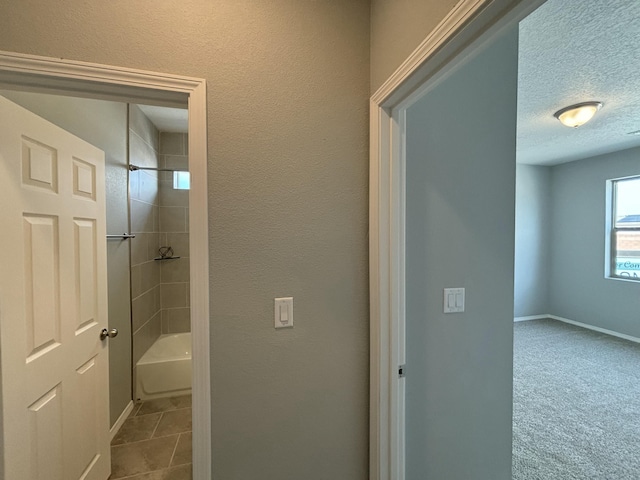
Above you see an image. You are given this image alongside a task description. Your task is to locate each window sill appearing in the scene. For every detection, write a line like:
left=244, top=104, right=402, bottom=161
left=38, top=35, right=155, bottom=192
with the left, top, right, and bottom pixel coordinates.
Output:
left=606, top=275, right=640, bottom=284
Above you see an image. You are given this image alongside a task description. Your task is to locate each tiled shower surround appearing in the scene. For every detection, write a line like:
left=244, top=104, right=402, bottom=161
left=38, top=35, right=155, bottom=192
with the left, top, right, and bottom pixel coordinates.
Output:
left=158, top=132, right=190, bottom=335
left=129, top=109, right=190, bottom=390
left=129, top=105, right=162, bottom=387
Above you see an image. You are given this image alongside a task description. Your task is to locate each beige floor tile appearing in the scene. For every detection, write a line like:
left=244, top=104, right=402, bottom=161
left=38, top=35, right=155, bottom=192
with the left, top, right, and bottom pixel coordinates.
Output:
left=116, top=464, right=192, bottom=480
left=153, top=408, right=192, bottom=437
left=137, top=395, right=192, bottom=416
left=112, top=413, right=162, bottom=446
left=110, top=435, right=179, bottom=479
left=170, top=433, right=192, bottom=466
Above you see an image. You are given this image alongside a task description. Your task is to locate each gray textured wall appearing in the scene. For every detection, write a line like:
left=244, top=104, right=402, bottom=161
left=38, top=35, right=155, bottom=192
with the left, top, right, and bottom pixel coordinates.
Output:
left=0, top=2, right=370, bottom=477
left=405, top=28, right=518, bottom=479
left=514, top=164, right=551, bottom=317
left=549, top=147, right=640, bottom=337
left=0, top=91, right=132, bottom=428
left=370, top=0, right=459, bottom=93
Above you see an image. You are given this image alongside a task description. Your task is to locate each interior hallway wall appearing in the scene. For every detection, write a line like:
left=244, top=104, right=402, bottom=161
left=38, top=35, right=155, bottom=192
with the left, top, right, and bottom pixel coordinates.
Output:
left=0, top=2, right=370, bottom=477
left=514, top=164, right=551, bottom=317
left=370, top=0, right=458, bottom=92
left=0, top=90, right=132, bottom=427
left=549, top=146, right=640, bottom=337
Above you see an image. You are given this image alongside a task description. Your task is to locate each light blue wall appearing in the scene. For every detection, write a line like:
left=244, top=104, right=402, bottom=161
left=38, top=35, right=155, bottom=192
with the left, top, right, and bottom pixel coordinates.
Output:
left=514, top=164, right=551, bottom=317
left=549, top=146, right=640, bottom=337
left=405, top=27, right=517, bottom=479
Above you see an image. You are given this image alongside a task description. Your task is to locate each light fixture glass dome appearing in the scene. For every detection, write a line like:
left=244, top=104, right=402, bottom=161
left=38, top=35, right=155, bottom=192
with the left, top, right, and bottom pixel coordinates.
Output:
left=554, top=101, right=603, bottom=128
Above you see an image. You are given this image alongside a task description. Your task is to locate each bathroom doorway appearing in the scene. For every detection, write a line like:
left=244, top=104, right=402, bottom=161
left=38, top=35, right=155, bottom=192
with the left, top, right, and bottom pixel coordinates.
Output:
left=0, top=53, right=210, bottom=480
left=0, top=91, right=194, bottom=478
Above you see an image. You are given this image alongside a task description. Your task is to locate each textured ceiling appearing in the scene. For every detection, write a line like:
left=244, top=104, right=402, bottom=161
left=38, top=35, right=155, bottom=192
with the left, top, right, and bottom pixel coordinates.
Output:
left=517, top=0, right=640, bottom=165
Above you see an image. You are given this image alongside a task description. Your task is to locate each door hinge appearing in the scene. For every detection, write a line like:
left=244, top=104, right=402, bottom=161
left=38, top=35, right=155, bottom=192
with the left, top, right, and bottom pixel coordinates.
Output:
left=398, top=365, right=406, bottom=378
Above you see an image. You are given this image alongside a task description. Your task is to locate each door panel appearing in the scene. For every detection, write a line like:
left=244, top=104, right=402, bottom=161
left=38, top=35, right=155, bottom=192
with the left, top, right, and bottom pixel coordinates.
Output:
left=0, top=95, right=110, bottom=480
left=23, top=214, right=61, bottom=359
left=21, top=136, right=59, bottom=192
left=28, top=385, right=64, bottom=480
left=71, top=356, right=100, bottom=479
left=74, top=218, right=98, bottom=333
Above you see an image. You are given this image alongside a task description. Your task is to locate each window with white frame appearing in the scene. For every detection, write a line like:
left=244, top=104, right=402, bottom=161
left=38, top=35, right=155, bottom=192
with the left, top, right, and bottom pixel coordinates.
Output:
left=610, top=175, right=640, bottom=280
left=173, top=171, right=190, bottom=190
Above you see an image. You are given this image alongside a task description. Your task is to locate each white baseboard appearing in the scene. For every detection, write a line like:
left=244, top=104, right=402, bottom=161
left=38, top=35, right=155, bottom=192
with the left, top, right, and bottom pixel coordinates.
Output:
left=110, top=400, right=134, bottom=441
left=514, top=314, right=549, bottom=322
left=548, top=315, right=640, bottom=344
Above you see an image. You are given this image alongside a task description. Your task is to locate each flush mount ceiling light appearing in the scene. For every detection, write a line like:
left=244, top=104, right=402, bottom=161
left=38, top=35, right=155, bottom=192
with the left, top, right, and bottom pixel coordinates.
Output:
left=554, top=101, right=603, bottom=128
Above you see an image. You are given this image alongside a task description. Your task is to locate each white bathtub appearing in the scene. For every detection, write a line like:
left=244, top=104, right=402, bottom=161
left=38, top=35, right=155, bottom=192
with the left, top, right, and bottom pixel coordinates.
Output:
left=136, top=333, right=192, bottom=400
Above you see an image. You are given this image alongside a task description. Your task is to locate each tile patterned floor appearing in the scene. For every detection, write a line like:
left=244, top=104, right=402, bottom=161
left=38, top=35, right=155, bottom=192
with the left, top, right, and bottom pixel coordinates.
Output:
left=110, top=395, right=192, bottom=480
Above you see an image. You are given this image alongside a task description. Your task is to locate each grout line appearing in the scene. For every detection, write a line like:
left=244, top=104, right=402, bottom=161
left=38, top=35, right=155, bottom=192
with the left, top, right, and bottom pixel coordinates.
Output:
left=131, top=282, right=161, bottom=301
left=111, top=432, right=181, bottom=448
left=129, top=128, right=159, bottom=156
left=150, top=410, right=163, bottom=438
left=168, top=433, right=181, bottom=467
left=130, top=410, right=160, bottom=420
left=112, top=432, right=183, bottom=448
left=130, top=197, right=159, bottom=208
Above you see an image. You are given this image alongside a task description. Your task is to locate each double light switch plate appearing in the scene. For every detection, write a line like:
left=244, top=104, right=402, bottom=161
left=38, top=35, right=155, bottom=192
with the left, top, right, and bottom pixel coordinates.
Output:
left=443, top=288, right=465, bottom=313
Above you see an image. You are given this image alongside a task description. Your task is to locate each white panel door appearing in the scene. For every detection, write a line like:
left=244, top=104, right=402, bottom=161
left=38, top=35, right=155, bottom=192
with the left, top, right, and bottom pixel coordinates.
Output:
left=0, top=96, right=110, bottom=480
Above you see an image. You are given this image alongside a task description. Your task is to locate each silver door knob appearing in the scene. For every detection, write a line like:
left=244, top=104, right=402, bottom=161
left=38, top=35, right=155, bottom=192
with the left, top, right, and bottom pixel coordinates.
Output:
left=100, top=328, right=119, bottom=340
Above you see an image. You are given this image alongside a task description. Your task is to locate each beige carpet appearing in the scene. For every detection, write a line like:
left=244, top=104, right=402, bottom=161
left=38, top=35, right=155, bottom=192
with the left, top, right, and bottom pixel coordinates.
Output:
left=513, top=319, right=640, bottom=479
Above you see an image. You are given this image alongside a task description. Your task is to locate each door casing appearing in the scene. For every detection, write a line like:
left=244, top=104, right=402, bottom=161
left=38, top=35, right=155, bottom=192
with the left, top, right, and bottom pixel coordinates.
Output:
left=368, top=0, right=547, bottom=478
left=0, top=52, right=212, bottom=480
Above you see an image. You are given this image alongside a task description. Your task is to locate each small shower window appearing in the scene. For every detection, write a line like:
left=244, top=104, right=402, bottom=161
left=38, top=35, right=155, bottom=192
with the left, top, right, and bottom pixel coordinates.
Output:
left=173, top=171, right=190, bottom=190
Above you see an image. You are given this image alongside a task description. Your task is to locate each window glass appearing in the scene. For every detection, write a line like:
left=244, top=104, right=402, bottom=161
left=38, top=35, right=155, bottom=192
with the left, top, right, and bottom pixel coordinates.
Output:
left=173, top=171, right=190, bottom=190
left=611, top=176, right=640, bottom=280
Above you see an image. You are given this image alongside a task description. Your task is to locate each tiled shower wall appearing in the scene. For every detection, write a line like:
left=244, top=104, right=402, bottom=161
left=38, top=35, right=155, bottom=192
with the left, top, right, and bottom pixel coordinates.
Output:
left=158, top=132, right=191, bottom=334
left=129, top=105, right=161, bottom=384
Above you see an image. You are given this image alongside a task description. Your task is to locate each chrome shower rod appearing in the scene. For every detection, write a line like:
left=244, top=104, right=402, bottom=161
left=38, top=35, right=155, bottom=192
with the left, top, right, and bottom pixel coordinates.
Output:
left=129, top=164, right=187, bottom=172
left=106, top=233, right=136, bottom=240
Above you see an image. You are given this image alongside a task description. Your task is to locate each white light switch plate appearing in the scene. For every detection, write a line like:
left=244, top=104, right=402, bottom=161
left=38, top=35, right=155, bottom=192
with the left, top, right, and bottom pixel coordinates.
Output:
left=443, top=288, right=465, bottom=313
left=275, top=297, right=293, bottom=328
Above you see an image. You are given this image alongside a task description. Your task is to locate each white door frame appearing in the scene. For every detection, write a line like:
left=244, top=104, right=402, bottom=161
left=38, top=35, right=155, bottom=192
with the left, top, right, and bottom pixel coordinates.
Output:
left=368, top=0, right=546, bottom=478
left=0, top=51, right=212, bottom=480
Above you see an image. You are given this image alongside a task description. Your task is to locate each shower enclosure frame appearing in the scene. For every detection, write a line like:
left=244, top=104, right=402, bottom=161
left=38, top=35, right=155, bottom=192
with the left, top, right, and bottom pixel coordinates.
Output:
left=0, top=50, right=212, bottom=480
